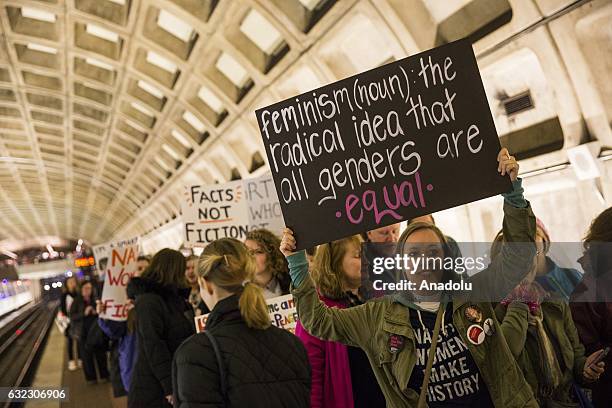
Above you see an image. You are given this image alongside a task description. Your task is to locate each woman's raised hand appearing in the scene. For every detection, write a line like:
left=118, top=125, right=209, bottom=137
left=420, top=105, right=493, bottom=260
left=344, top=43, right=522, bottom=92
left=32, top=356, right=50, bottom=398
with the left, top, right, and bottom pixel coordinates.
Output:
left=95, top=300, right=105, bottom=315
left=280, top=228, right=297, bottom=257
left=497, top=148, right=519, bottom=181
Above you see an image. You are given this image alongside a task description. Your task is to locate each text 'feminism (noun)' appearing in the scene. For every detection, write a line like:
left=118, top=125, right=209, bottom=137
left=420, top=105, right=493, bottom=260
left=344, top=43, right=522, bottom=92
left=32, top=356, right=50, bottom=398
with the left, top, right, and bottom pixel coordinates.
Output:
left=259, top=55, right=484, bottom=208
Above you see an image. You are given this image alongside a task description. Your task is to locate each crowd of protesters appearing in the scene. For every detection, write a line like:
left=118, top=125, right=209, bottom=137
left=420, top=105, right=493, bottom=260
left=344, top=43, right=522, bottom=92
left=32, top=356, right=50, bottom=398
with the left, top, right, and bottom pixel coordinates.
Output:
left=56, top=147, right=612, bottom=408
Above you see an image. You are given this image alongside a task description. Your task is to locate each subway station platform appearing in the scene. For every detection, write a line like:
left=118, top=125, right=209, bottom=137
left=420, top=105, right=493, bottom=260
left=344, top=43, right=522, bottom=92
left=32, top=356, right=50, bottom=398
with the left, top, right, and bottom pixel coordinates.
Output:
left=25, top=324, right=116, bottom=408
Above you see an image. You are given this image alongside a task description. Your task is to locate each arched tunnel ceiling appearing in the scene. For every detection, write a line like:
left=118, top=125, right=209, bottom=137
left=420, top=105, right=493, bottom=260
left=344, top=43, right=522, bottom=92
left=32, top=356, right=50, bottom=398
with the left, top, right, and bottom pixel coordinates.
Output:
left=0, top=0, right=609, bottom=248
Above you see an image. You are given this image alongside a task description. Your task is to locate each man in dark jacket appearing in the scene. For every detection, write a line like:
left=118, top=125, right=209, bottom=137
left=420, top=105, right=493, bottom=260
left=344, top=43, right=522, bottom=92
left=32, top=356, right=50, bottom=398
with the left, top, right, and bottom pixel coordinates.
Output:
left=172, top=294, right=311, bottom=408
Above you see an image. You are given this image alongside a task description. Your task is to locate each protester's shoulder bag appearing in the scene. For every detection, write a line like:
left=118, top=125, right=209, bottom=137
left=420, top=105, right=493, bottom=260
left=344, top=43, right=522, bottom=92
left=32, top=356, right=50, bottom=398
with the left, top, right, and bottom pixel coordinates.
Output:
left=205, top=330, right=228, bottom=406
left=417, top=305, right=445, bottom=408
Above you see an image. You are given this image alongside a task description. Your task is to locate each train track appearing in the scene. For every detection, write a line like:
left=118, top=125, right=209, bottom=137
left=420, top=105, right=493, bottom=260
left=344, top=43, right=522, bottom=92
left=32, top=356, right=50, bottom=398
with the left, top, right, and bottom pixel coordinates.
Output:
left=0, top=301, right=57, bottom=408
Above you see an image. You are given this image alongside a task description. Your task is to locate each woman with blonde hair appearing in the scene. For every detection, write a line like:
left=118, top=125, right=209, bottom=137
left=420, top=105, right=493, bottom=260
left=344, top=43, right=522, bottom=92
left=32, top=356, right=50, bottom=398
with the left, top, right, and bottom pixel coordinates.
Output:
left=172, top=238, right=310, bottom=408
left=295, top=234, right=385, bottom=408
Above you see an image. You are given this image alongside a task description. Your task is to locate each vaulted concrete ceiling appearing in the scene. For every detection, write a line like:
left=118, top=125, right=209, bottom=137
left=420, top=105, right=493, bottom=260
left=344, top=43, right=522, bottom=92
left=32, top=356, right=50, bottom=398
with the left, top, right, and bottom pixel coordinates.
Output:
left=0, top=0, right=350, bottom=245
left=0, top=0, right=607, bottom=249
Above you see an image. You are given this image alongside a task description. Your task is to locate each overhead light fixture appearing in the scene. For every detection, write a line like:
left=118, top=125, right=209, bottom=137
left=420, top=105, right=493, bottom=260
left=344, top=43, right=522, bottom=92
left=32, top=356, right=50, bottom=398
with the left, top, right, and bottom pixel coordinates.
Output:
left=46, top=244, right=58, bottom=257
left=171, top=129, right=191, bottom=148
left=21, top=7, right=56, bottom=23
left=107, top=0, right=126, bottom=5
left=155, top=157, right=171, bottom=171
left=567, top=145, right=601, bottom=181
left=197, top=86, right=225, bottom=114
left=0, top=249, right=18, bottom=259
left=239, top=9, right=283, bottom=54
left=162, top=144, right=180, bottom=160
left=26, top=42, right=58, bottom=54
left=124, top=119, right=147, bottom=132
left=157, top=9, right=194, bottom=42
left=85, top=57, right=114, bottom=71
left=298, top=0, right=323, bottom=10
left=86, top=23, right=120, bottom=43
left=182, top=110, right=206, bottom=133
left=215, top=53, right=249, bottom=88
left=137, top=80, right=165, bottom=99
left=131, top=101, right=154, bottom=117
left=146, top=51, right=177, bottom=73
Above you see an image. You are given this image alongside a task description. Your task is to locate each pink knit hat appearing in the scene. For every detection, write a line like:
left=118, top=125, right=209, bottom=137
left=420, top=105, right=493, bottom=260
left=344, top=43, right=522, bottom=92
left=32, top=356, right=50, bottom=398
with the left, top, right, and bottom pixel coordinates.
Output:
left=536, top=217, right=551, bottom=242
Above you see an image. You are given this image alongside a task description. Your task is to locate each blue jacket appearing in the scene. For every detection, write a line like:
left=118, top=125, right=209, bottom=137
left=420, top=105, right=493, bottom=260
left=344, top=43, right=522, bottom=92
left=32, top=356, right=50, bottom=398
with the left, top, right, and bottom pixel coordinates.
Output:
left=98, top=318, right=137, bottom=390
left=536, top=257, right=583, bottom=301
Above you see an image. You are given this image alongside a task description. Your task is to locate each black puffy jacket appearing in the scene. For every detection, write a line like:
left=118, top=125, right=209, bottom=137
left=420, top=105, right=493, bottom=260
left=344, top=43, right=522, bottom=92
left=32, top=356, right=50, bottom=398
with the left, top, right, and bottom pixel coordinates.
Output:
left=172, top=294, right=311, bottom=408
left=128, top=278, right=195, bottom=408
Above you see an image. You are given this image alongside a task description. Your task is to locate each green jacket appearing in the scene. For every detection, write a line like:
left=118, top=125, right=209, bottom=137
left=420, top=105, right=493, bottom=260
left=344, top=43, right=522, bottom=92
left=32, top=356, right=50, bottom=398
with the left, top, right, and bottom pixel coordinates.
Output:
left=495, top=300, right=587, bottom=406
left=289, top=203, right=538, bottom=407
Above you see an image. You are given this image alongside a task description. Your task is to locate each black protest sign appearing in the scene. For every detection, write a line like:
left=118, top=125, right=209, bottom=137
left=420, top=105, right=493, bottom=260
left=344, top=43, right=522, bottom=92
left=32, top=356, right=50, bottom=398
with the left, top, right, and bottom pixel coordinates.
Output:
left=255, top=39, right=511, bottom=250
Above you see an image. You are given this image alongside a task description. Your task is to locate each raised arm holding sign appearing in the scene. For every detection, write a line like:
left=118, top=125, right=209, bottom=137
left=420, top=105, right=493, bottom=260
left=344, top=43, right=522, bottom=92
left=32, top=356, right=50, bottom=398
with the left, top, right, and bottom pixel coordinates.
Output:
left=99, top=238, right=139, bottom=321
left=256, top=39, right=511, bottom=249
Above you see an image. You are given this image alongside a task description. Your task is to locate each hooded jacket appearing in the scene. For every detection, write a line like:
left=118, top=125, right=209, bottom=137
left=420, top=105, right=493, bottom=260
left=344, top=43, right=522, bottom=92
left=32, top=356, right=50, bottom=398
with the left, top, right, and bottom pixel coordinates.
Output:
left=289, top=197, right=538, bottom=407
left=172, top=294, right=311, bottom=408
left=128, top=277, right=194, bottom=408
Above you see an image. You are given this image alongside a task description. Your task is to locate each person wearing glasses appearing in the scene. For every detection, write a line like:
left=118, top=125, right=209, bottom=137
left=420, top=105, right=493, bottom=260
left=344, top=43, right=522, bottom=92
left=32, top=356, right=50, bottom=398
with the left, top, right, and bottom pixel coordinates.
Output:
left=245, top=229, right=291, bottom=298
left=281, top=148, right=542, bottom=407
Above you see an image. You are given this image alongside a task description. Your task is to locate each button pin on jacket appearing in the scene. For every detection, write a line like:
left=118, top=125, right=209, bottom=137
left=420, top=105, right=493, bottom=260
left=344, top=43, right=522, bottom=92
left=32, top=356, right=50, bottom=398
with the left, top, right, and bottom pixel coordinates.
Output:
left=388, top=334, right=405, bottom=353
left=464, top=305, right=483, bottom=323
left=483, top=318, right=496, bottom=336
left=467, top=324, right=485, bottom=345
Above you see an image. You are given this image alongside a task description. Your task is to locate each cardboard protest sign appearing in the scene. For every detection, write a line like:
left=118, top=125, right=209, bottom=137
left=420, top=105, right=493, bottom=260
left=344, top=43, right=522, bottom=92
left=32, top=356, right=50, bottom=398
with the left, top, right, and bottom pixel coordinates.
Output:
left=92, top=243, right=110, bottom=277
left=194, top=294, right=297, bottom=333
left=255, top=38, right=511, bottom=249
left=181, top=180, right=250, bottom=246
left=245, top=173, right=285, bottom=236
left=99, top=237, right=139, bottom=321
left=182, top=175, right=285, bottom=246
left=266, top=294, right=298, bottom=333
left=194, top=314, right=209, bottom=333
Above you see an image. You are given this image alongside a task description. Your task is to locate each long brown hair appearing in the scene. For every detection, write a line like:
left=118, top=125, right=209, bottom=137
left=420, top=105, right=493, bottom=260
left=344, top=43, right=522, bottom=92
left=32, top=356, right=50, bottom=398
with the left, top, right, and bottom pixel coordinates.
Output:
left=311, top=235, right=362, bottom=299
left=198, top=238, right=270, bottom=330
left=245, top=229, right=289, bottom=280
left=140, top=248, right=187, bottom=288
